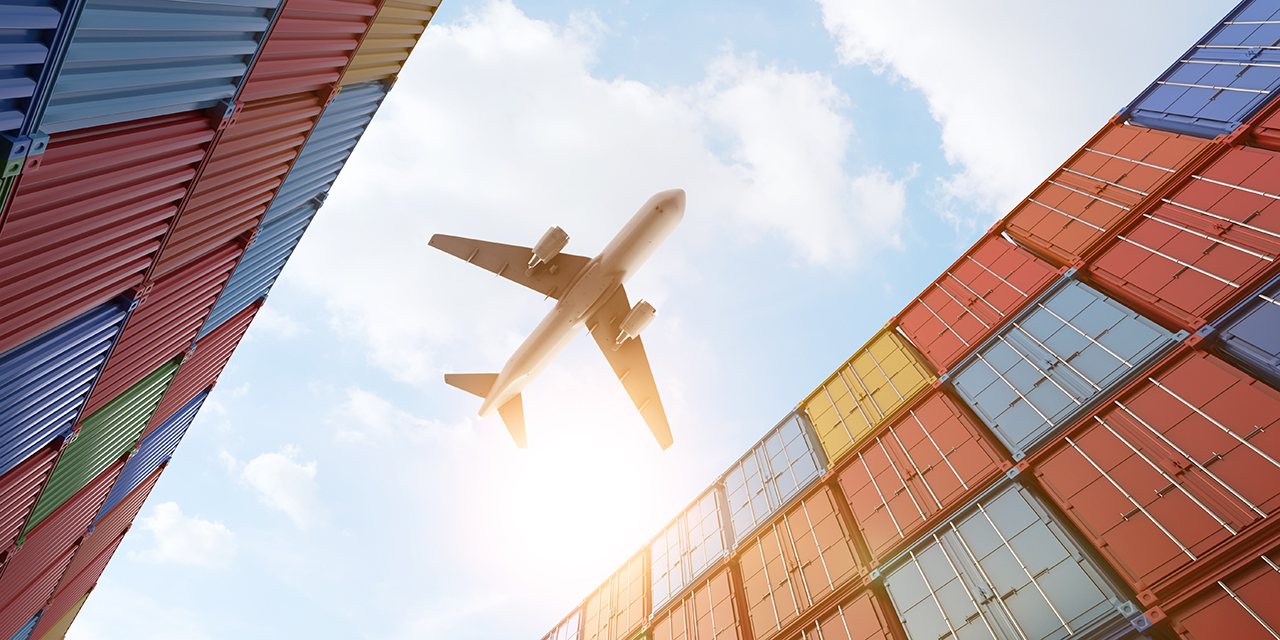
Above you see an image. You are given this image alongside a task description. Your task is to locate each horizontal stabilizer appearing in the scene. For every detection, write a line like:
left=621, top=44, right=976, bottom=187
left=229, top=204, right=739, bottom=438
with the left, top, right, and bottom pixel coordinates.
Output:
left=444, top=373, right=497, bottom=398
left=499, top=393, right=527, bottom=448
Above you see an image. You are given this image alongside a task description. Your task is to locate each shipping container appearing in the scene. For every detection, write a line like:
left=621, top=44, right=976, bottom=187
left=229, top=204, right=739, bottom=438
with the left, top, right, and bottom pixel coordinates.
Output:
left=0, top=113, right=216, bottom=355
left=542, top=609, right=583, bottom=640
left=737, top=485, right=862, bottom=640
left=1154, top=544, right=1280, bottom=640
left=651, top=566, right=744, bottom=640
left=947, top=278, right=1183, bottom=460
left=583, top=550, right=648, bottom=640
left=0, top=0, right=78, bottom=135
left=722, top=411, right=825, bottom=544
left=95, top=393, right=200, bottom=521
left=1122, top=0, right=1280, bottom=139
left=0, top=299, right=128, bottom=478
left=782, top=587, right=903, bottom=640
left=878, top=479, right=1150, bottom=640
left=1087, top=144, right=1280, bottom=332
left=0, top=543, right=64, bottom=640
left=32, top=591, right=85, bottom=640
left=236, top=0, right=382, bottom=103
left=64, top=466, right=161, bottom=588
left=0, top=446, right=59, bottom=554
left=801, top=328, right=936, bottom=468
left=6, top=612, right=39, bottom=640
left=146, top=300, right=259, bottom=436
left=1247, top=98, right=1280, bottom=152
left=1209, top=263, right=1280, bottom=393
left=835, top=388, right=1010, bottom=567
left=30, top=534, right=119, bottom=640
left=652, top=487, right=729, bottom=610
left=338, top=0, right=439, bottom=85
left=896, top=234, right=1062, bottom=374
left=1031, top=348, right=1280, bottom=607
left=79, top=243, right=240, bottom=418
left=150, top=92, right=325, bottom=279
left=23, top=360, right=176, bottom=533
left=1002, top=122, right=1213, bottom=268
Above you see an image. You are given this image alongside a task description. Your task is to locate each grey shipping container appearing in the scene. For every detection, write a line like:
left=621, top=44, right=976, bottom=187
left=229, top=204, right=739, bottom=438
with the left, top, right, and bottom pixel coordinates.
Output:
left=1209, top=270, right=1280, bottom=390
left=650, top=486, right=728, bottom=611
left=947, top=277, right=1183, bottom=460
left=721, top=410, right=825, bottom=544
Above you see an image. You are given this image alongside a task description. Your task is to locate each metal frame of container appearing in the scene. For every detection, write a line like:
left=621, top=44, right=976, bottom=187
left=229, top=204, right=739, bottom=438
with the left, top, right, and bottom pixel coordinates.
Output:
left=721, top=410, right=827, bottom=546
left=1146, top=541, right=1280, bottom=640
left=542, top=608, right=584, bottom=640
left=1204, top=262, right=1280, bottom=391
left=777, top=585, right=906, bottom=640
left=651, top=486, right=731, bottom=613
left=338, top=0, right=439, bottom=86
left=583, top=549, right=650, bottom=640
left=650, top=565, right=746, bottom=640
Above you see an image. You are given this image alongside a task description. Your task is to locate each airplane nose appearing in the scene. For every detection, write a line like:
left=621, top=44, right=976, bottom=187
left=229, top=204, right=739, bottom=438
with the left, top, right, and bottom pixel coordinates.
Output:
left=652, top=188, right=686, bottom=215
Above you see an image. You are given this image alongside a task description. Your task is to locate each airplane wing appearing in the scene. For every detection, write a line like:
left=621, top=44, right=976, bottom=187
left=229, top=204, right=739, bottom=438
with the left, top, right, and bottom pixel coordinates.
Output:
left=586, top=285, right=673, bottom=449
left=427, top=234, right=590, bottom=300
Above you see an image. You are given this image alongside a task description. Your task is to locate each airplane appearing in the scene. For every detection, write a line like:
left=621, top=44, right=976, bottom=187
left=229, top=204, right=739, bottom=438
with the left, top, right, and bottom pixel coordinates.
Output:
left=429, top=189, right=685, bottom=450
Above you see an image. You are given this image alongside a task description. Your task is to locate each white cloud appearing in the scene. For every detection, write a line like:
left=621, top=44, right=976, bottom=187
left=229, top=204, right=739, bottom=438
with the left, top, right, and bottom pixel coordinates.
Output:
left=64, top=585, right=215, bottom=640
left=129, top=502, right=236, bottom=568
left=329, top=387, right=468, bottom=443
left=240, top=447, right=325, bottom=529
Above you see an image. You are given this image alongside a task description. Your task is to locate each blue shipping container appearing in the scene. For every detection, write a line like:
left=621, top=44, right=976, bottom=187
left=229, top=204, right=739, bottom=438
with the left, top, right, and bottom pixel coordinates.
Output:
left=93, top=389, right=205, bottom=522
left=0, top=0, right=80, bottom=138
left=1122, top=0, right=1280, bottom=138
left=1211, top=270, right=1280, bottom=389
left=7, top=611, right=40, bottom=640
left=0, top=297, right=129, bottom=478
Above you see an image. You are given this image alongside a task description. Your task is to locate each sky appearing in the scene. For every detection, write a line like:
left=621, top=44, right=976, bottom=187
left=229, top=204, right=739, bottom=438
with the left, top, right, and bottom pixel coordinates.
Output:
left=65, top=1, right=1235, bottom=639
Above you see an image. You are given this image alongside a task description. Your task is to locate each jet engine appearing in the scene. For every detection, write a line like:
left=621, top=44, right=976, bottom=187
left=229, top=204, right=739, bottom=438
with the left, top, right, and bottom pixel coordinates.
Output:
left=528, top=226, right=569, bottom=273
left=615, top=300, right=656, bottom=349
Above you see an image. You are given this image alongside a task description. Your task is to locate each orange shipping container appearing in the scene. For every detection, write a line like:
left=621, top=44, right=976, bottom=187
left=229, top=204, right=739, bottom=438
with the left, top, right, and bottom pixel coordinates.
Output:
left=652, top=567, right=744, bottom=640
left=781, top=588, right=902, bottom=640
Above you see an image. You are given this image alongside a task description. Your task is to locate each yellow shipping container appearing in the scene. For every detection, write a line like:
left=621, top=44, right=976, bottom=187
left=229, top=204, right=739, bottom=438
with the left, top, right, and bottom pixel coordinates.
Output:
left=340, top=0, right=442, bottom=86
left=801, top=326, right=936, bottom=467
left=38, top=592, right=90, bottom=640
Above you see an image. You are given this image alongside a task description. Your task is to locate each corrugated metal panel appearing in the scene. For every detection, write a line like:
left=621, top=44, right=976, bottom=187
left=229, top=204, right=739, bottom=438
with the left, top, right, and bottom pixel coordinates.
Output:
left=146, top=299, right=258, bottom=436
left=541, top=609, right=582, bottom=640
left=948, top=278, right=1183, bottom=460
left=236, top=0, right=381, bottom=103
left=836, top=388, right=1009, bottom=565
left=0, top=445, right=59, bottom=552
left=338, top=0, right=438, bottom=86
left=1122, top=0, right=1280, bottom=139
left=33, top=536, right=118, bottom=640
left=651, top=487, right=728, bottom=610
left=801, top=328, right=936, bottom=469
left=37, top=0, right=280, bottom=134
left=582, top=550, right=647, bottom=640
left=785, top=588, right=903, bottom=640
left=6, top=612, right=39, bottom=640
left=150, top=92, right=324, bottom=279
left=61, top=466, right=160, bottom=592
left=80, top=243, right=240, bottom=417
left=0, top=299, right=128, bottom=478
left=0, top=0, right=77, bottom=135
left=0, top=113, right=215, bottom=355
left=94, top=393, right=200, bottom=521
left=1032, top=348, right=1280, bottom=605
left=32, top=591, right=85, bottom=640
left=1159, top=545, right=1280, bottom=640
left=651, top=567, right=743, bottom=640
left=1087, top=145, right=1280, bottom=332
left=1002, top=122, right=1213, bottom=268
left=1213, top=271, right=1280, bottom=389
left=722, top=411, right=824, bottom=544
left=896, top=234, right=1062, bottom=374
left=0, top=545, right=68, bottom=640
left=879, top=479, right=1146, bottom=640
left=737, top=485, right=862, bottom=640
left=23, top=361, right=175, bottom=533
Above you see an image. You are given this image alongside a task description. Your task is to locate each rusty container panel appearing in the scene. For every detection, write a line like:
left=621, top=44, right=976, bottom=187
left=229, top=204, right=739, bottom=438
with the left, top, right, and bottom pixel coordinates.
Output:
left=1002, top=122, right=1213, bottom=267
left=1212, top=271, right=1280, bottom=390
left=1087, top=144, right=1280, bottom=332
left=80, top=243, right=241, bottom=418
left=801, top=328, right=936, bottom=469
left=1158, top=545, right=1280, bottom=640
left=31, top=590, right=87, bottom=640
left=651, top=488, right=728, bottom=611
left=723, top=411, right=824, bottom=543
left=1031, top=348, right=1280, bottom=607
left=541, top=609, right=582, bottom=640
left=738, top=485, right=862, bottom=640
left=0, top=113, right=216, bottom=354
left=896, top=234, right=1061, bottom=374
left=236, top=0, right=381, bottom=103
left=145, top=300, right=259, bottom=438
left=0, top=445, right=58, bottom=553
left=338, top=0, right=439, bottom=85
left=949, top=278, right=1182, bottom=460
left=782, top=588, right=902, bottom=640
left=652, top=567, right=743, bottom=640
left=836, top=388, right=1009, bottom=566
left=150, top=93, right=325, bottom=279
left=583, top=550, right=648, bottom=640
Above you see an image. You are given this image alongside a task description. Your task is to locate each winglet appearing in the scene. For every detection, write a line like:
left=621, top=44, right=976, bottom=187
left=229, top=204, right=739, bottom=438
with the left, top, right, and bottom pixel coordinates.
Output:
left=444, top=373, right=498, bottom=398
left=498, top=394, right=527, bottom=448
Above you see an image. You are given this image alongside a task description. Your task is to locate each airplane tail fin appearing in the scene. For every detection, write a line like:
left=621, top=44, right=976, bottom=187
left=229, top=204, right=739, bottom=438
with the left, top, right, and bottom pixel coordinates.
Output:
left=498, top=394, right=527, bottom=448
left=444, top=373, right=498, bottom=398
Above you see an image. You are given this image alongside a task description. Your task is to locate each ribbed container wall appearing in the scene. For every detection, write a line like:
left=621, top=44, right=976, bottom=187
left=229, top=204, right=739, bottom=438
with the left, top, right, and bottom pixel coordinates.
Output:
left=582, top=551, right=648, bottom=640
left=94, top=392, right=202, bottom=520
left=721, top=411, right=824, bottom=543
left=0, top=446, right=59, bottom=554
left=1211, top=271, right=1280, bottom=389
left=651, top=488, right=729, bottom=612
left=36, top=0, right=279, bottom=134
left=32, top=591, right=85, bottom=640
left=337, top=0, right=438, bottom=85
left=0, top=299, right=128, bottom=478
left=63, top=467, right=161, bottom=591
left=7, top=612, right=39, bottom=640
left=0, top=0, right=75, bottom=136
left=0, top=113, right=215, bottom=354
left=650, top=567, right=744, bottom=640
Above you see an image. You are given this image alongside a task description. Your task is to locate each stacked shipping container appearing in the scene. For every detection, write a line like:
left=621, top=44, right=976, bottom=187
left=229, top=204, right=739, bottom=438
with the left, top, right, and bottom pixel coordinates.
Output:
left=0, top=0, right=440, bottom=634
left=542, top=2, right=1280, bottom=640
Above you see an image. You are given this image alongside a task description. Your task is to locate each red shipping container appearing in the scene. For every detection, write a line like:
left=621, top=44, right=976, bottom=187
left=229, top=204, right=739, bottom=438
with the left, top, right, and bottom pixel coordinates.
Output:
left=737, top=485, right=862, bottom=640
left=144, top=300, right=261, bottom=437
left=1087, top=145, right=1280, bottom=332
left=652, top=566, right=744, bottom=640
left=0, top=444, right=59, bottom=554
left=582, top=550, right=648, bottom=640
left=1032, top=348, right=1280, bottom=608
left=1003, top=122, right=1213, bottom=268
left=151, top=94, right=326, bottom=279
left=80, top=243, right=243, bottom=418
left=835, top=388, right=1009, bottom=566
left=32, top=535, right=122, bottom=640
left=0, top=114, right=217, bottom=355
left=0, top=543, right=74, bottom=640
left=895, top=234, right=1061, bottom=373
left=1155, top=544, right=1280, bottom=640
left=1248, top=98, right=1280, bottom=153
left=239, top=0, right=383, bottom=103
left=780, top=588, right=903, bottom=640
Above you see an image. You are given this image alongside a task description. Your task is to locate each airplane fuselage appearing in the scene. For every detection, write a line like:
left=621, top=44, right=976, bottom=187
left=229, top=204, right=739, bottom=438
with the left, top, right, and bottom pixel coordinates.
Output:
left=476, top=190, right=685, bottom=417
